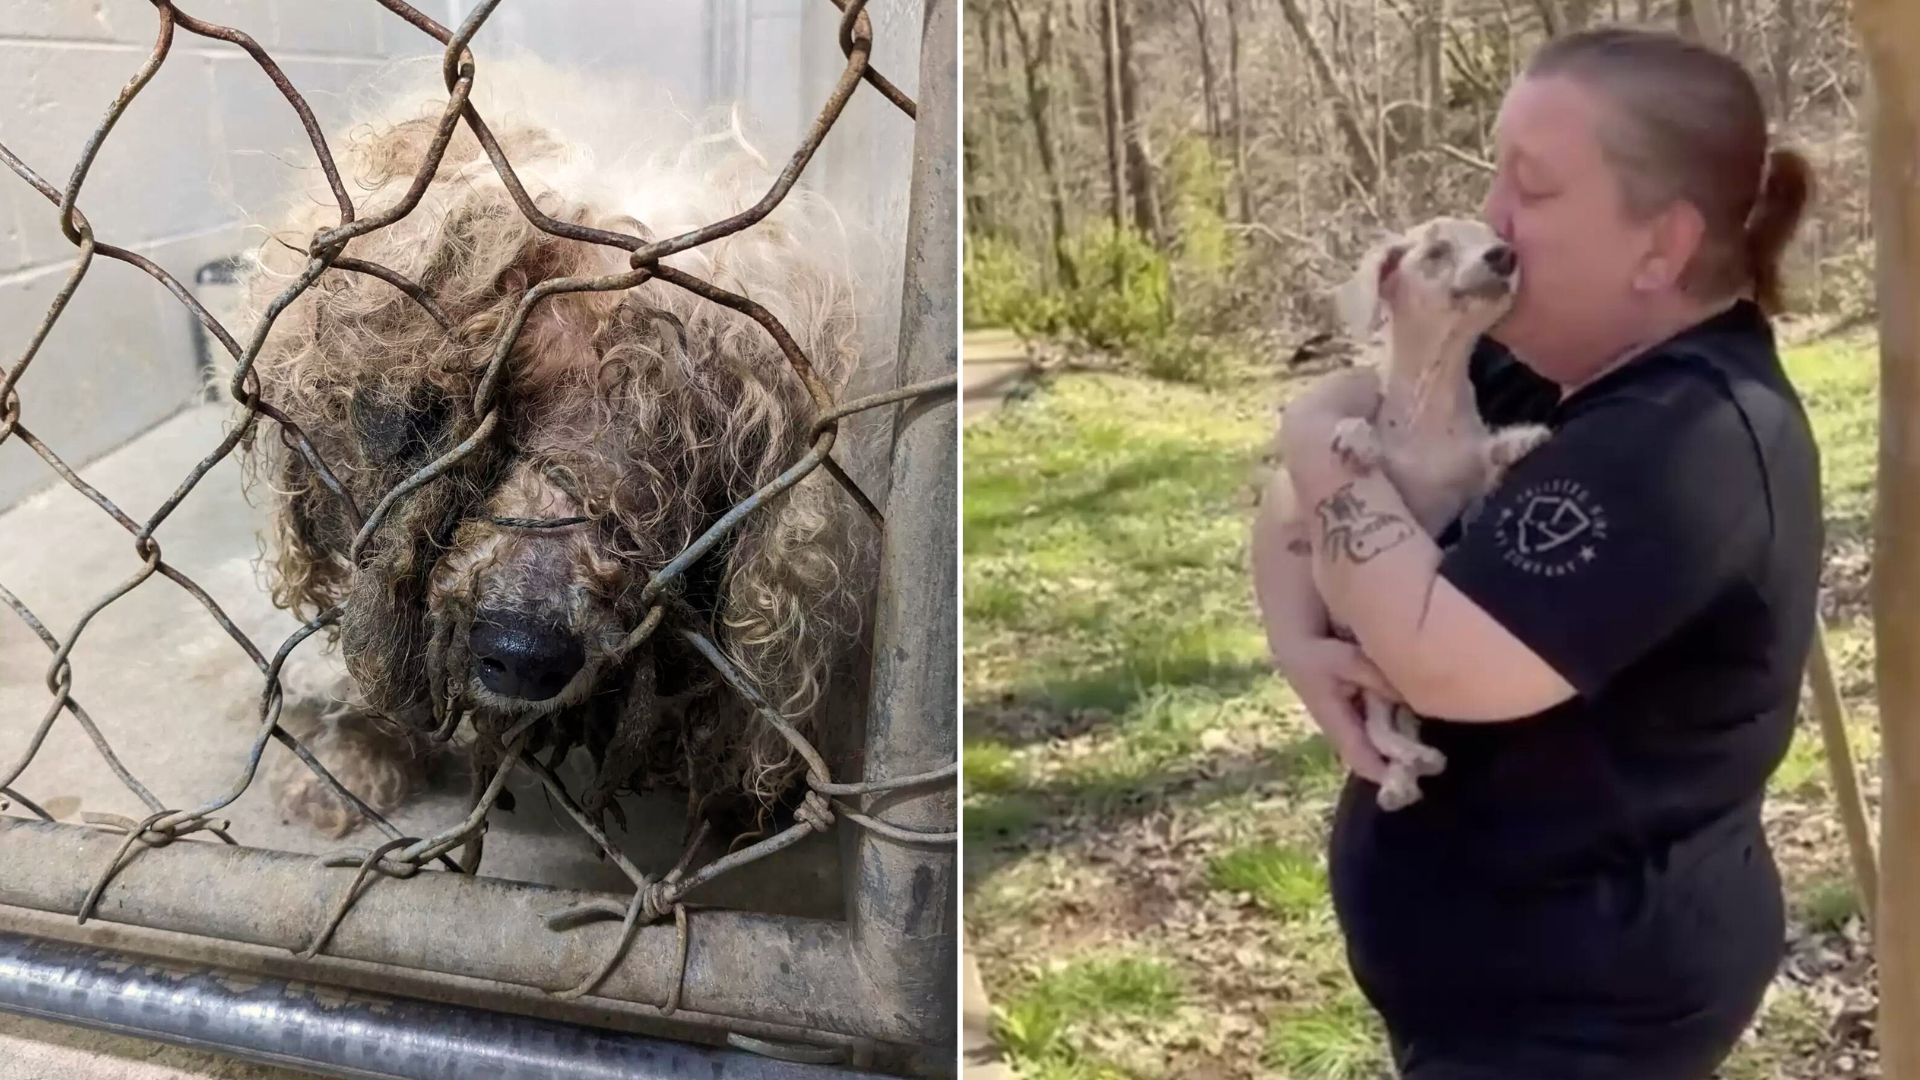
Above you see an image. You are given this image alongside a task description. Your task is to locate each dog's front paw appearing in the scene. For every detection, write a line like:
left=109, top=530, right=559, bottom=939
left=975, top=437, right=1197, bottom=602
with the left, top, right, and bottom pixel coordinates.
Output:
left=1330, top=417, right=1383, bottom=472
left=271, top=710, right=424, bottom=838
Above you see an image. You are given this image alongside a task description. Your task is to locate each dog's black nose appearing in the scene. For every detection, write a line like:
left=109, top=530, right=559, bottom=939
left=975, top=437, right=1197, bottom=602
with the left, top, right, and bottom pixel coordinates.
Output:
left=1484, top=244, right=1517, bottom=276
left=469, top=612, right=584, bottom=701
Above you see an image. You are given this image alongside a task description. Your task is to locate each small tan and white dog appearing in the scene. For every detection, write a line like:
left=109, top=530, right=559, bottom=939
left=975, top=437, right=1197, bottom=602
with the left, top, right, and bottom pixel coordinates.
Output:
left=1284, top=216, right=1552, bottom=809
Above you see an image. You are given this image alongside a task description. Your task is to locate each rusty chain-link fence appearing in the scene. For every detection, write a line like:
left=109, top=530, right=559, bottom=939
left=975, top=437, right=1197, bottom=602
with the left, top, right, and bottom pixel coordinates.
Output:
left=0, top=0, right=957, bottom=1073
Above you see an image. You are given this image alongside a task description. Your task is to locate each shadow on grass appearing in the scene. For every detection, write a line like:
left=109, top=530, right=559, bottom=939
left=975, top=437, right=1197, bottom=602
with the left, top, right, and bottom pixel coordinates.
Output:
left=967, top=655, right=1277, bottom=749
left=964, top=730, right=1345, bottom=887
left=965, top=444, right=1251, bottom=542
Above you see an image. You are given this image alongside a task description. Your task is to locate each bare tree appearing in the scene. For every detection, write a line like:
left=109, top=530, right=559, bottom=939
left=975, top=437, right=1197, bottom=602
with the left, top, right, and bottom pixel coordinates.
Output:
left=1226, top=0, right=1251, bottom=222
left=1183, top=0, right=1223, bottom=141
left=1772, top=0, right=1797, bottom=120
left=1004, top=0, right=1078, bottom=286
left=960, top=0, right=1870, bottom=339
left=1116, top=0, right=1168, bottom=243
left=1274, top=0, right=1381, bottom=190
left=1103, top=0, right=1128, bottom=228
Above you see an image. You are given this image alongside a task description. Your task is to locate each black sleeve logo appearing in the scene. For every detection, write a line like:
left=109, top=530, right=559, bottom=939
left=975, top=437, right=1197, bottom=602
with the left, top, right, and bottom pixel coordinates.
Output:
left=1492, top=478, right=1609, bottom=577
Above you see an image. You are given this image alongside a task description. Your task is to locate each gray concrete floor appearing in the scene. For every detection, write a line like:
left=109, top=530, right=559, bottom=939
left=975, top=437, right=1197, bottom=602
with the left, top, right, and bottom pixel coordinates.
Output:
left=0, top=403, right=846, bottom=1076
left=0, top=1012, right=315, bottom=1079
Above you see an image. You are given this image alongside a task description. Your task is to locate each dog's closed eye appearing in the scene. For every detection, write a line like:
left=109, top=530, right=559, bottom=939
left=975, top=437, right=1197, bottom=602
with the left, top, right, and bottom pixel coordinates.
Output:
left=350, top=386, right=450, bottom=466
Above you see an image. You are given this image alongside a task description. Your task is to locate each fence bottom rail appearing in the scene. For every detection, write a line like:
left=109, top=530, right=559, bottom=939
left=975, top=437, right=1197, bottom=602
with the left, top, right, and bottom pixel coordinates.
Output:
left=0, top=928, right=879, bottom=1079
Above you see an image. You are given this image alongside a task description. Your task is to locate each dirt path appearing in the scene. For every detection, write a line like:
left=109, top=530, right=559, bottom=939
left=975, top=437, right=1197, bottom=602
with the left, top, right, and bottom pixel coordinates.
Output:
left=963, top=329, right=1033, bottom=424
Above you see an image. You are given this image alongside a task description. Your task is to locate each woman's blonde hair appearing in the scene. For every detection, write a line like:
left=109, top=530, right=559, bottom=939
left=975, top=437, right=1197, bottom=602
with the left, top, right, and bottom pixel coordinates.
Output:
left=1527, top=27, right=1813, bottom=313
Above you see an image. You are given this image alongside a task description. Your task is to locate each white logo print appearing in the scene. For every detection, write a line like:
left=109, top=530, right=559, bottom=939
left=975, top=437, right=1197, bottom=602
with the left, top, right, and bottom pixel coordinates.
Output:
left=1493, top=479, right=1608, bottom=576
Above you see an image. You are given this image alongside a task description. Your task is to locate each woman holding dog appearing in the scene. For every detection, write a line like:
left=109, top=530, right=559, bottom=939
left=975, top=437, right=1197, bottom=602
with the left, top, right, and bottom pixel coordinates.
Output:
left=1252, top=27, right=1821, bottom=1080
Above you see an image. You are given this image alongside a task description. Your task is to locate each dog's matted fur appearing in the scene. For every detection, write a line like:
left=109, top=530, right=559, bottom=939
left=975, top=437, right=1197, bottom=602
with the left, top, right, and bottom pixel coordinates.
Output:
left=230, top=59, right=876, bottom=840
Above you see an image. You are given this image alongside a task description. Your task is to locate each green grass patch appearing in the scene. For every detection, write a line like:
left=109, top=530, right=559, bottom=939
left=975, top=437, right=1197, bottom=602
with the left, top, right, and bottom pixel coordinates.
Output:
left=1718, top=984, right=1831, bottom=1080
left=965, top=739, right=1022, bottom=795
left=1782, top=333, right=1877, bottom=536
left=1795, top=873, right=1863, bottom=933
left=966, top=792, right=1044, bottom=846
left=1208, top=842, right=1329, bottom=921
left=1271, top=733, right=1346, bottom=797
left=1053, top=687, right=1222, bottom=797
left=995, top=955, right=1185, bottom=1068
left=1768, top=713, right=1880, bottom=800
left=1770, top=727, right=1829, bottom=797
left=1263, top=992, right=1390, bottom=1080
left=964, top=376, right=1276, bottom=712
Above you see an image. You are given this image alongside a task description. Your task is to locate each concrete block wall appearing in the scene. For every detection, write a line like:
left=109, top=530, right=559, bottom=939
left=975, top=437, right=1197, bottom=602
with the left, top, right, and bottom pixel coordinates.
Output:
left=0, top=0, right=924, bottom=512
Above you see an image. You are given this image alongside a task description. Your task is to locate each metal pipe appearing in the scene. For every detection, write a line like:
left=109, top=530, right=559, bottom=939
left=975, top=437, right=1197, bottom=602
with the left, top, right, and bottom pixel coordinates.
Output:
left=848, top=0, right=958, bottom=1069
left=0, top=818, right=917, bottom=1048
left=0, top=929, right=860, bottom=1079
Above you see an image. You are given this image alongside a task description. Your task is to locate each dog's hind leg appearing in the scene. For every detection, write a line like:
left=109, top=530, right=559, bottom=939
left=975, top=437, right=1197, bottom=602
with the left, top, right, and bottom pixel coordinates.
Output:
left=1362, top=691, right=1425, bottom=810
left=1391, top=705, right=1445, bottom=776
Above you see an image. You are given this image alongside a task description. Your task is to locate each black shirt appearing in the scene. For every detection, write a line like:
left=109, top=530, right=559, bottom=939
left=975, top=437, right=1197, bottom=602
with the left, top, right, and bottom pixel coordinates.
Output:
left=1327, top=300, right=1822, bottom=1073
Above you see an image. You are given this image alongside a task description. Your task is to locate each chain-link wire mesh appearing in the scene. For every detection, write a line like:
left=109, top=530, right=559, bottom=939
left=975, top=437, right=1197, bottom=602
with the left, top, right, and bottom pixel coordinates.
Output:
left=0, top=0, right=955, bottom=1026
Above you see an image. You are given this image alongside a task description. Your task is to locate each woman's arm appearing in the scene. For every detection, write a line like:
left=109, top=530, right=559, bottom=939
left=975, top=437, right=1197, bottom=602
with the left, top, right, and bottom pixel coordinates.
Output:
left=1251, top=470, right=1394, bottom=780
left=1278, top=372, right=1576, bottom=722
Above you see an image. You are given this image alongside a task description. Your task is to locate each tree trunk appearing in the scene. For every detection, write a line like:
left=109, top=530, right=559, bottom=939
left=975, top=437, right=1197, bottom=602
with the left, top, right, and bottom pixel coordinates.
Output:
left=969, top=4, right=995, bottom=237
left=1004, top=1, right=1077, bottom=287
left=1274, top=0, right=1381, bottom=191
left=1774, top=0, right=1798, bottom=120
left=1184, top=0, right=1222, bottom=141
left=1857, top=0, right=1920, bottom=1074
left=1116, top=0, right=1168, bottom=244
left=1419, top=0, right=1444, bottom=148
left=1678, top=0, right=1725, bottom=48
left=1227, top=0, right=1252, bottom=222
left=1102, top=0, right=1127, bottom=228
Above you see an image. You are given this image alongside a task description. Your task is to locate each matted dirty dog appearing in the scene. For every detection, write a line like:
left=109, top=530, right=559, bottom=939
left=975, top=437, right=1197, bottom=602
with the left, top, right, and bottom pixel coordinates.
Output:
left=226, top=58, right=879, bottom=860
left=1271, top=216, right=1550, bottom=809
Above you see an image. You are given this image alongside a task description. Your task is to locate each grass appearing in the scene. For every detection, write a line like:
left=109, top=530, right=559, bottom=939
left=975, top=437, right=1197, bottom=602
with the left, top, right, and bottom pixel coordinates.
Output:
left=1209, top=842, right=1329, bottom=921
left=1797, top=873, right=1864, bottom=934
left=1264, top=993, right=1392, bottom=1080
left=1782, top=334, right=1878, bottom=543
left=1719, top=985, right=1834, bottom=1080
left=993, top=954, right=1186, bottom=1072
left=965, top=739, right=1023, bottom=794
left=965, top=329, right=1883, bottom=1077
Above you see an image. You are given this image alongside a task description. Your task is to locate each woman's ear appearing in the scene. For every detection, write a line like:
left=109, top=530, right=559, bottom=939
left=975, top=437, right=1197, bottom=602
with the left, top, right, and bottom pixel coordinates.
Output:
left=1633, top=200, right=1706, bottom=292
left=1334, top=236, right=1408, bottom=340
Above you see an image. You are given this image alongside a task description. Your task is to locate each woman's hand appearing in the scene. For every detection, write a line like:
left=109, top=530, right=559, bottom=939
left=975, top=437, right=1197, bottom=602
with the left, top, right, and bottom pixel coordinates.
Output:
left=1274, top=636, right=1397, bottom=785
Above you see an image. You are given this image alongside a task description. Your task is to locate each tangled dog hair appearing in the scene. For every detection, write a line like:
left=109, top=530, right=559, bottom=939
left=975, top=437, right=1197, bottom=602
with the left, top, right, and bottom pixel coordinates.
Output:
left=229, top=57, right=875, bottom=840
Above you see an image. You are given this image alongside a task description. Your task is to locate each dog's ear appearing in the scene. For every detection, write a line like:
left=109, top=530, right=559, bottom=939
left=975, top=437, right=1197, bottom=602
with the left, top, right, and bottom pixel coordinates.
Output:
left=1333, top=236, right=1408, bottom=340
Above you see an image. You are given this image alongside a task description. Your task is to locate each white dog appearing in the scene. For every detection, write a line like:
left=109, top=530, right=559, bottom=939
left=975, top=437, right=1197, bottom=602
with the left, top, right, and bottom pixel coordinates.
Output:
left=1281, top=217, right=1550, bottom=809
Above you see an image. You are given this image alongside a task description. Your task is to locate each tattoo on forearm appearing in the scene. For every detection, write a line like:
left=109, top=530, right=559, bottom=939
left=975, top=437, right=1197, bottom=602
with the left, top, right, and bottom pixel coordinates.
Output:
left=1287, top=537, right=1312, bottom=556
left=1315, top=482, right=1415, bottom=563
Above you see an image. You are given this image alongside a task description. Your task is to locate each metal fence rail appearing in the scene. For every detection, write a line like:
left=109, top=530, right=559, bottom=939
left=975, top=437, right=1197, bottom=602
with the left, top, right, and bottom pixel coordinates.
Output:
left=0, top=0, right=956, bottom=1073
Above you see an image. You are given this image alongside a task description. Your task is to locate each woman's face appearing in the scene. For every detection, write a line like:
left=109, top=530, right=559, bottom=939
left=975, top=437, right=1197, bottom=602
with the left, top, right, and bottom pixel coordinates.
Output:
left=1482, top=75, right=1661, bottom=382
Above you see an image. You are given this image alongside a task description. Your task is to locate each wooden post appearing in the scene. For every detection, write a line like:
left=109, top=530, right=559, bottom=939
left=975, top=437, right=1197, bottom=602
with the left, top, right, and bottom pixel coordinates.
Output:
left=1807, top=617, right=1878, bottom=928
left=1854, top=1, right=1920, bottom=1074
